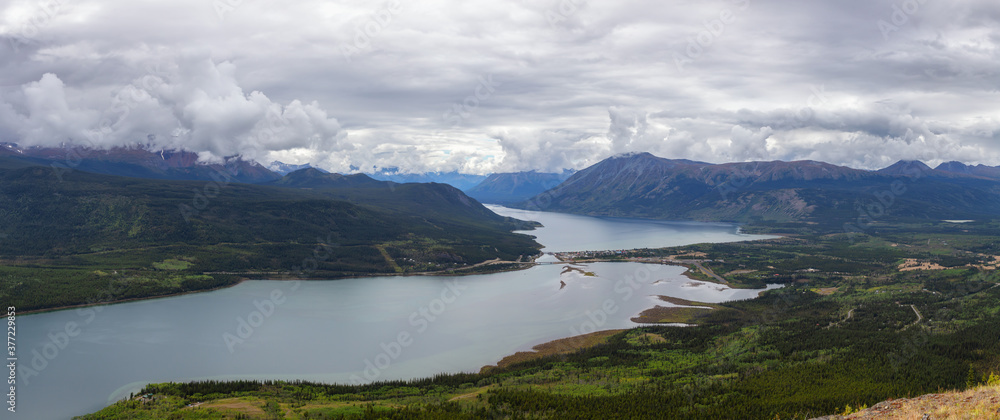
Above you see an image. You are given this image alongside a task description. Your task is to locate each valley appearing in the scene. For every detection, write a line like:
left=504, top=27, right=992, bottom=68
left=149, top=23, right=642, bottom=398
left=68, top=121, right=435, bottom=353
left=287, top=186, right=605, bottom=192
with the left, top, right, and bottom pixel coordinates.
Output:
left=14, top=204, right=767, bottom=419
left=4, top=150, right=998, bottom=419
left=7, top=2, right=1000, bottom=418
left=76, top=219, right=1000, bottom=419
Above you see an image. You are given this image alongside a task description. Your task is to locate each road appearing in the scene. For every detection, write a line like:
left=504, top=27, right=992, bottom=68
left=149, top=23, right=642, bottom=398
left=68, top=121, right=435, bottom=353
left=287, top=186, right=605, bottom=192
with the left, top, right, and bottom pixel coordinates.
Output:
left=691, top=261, right=728, bottom=284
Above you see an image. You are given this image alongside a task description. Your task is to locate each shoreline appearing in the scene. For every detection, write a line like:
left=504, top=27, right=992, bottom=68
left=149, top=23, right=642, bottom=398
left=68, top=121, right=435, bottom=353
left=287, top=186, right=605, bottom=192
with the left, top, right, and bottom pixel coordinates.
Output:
left=21, top=256, right=768, bottom=323
left=59, top=255, right=774, bottom=415
left=630, top=296, right=720, bottom=324
left=16, top=278, right=253, bottom=316
left=22, top=225, right=776, bottom=316
left=17, top=260, right=541, bottom=316
left=480, top=329, right=625, bottom=373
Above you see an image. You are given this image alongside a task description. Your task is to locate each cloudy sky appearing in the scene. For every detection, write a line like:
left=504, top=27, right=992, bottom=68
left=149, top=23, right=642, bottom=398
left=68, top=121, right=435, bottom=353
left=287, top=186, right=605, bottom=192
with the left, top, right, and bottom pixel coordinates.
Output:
left=1, top=0, right=999, bottom=174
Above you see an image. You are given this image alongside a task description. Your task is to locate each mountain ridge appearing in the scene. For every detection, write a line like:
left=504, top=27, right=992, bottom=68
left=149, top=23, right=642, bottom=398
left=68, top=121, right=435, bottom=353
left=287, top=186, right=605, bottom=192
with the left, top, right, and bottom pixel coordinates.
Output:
left=0, top=143, right=280, bottom=183
left=516, top=153, right=1000, bottom=229
left=465, top=170, right=574, bottom=204
left=0, top=156, right=541, bottom=312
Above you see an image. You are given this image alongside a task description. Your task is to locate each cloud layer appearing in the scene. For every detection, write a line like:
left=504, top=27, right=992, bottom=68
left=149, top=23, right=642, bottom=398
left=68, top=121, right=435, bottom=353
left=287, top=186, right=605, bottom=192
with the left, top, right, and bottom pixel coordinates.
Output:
left=1, top=0, right=999, bottom=173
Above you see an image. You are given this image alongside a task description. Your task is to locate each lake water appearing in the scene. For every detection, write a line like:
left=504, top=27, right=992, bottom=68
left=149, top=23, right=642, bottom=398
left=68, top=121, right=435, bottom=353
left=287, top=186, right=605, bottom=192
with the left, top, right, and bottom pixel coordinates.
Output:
left=9, top=206, right=776, bottom=419
left=488, top=205, right=768, bottom=252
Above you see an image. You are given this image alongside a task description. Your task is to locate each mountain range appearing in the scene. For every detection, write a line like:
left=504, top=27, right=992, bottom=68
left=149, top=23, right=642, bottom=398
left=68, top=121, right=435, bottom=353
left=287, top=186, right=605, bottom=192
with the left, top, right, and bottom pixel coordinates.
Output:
left=931, top=160, right=1000, bottom=180
left=0, top=144, right=486, bottom=189
left=267, top=161, right=326, bottom=175
left=0, top=143, right=280, bottom=183
left=260, top=168, right=539, bottom=229
left=0, top=154, right=540, bottom=311
left=0, top=155, right=536, bottom=259
left=465, top=170, right=575, bottom=204
left=513, top=152, right=1000, bottom=230
left=369, top=167, right=488, bottom=190
left=6, top=143, right=1000, bottom=231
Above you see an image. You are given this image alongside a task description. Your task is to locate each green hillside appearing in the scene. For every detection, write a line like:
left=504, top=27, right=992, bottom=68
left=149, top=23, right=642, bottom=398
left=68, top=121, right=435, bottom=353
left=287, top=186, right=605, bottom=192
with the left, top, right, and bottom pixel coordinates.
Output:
left=0, top=158, right=540, bottom=312
left=518, top=153, right=1000, bottom=233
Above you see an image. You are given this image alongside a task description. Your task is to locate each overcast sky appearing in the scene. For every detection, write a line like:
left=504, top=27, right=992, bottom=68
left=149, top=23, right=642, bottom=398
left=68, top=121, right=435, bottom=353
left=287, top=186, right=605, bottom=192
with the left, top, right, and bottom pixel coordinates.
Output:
left=1, top=0, right=999, bottom=174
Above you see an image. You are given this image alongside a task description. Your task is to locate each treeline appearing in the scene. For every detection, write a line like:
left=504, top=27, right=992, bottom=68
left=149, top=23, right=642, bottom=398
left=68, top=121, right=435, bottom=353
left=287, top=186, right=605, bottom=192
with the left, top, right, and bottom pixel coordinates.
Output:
left=141, top=372, right=489, bottom=400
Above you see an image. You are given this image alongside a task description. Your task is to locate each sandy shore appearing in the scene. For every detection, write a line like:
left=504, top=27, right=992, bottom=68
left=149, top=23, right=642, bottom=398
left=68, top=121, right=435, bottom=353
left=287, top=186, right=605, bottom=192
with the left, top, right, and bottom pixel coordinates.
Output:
left=481, top=329, right=625, bottom=373
left=630, top=296, right=720, bottom=324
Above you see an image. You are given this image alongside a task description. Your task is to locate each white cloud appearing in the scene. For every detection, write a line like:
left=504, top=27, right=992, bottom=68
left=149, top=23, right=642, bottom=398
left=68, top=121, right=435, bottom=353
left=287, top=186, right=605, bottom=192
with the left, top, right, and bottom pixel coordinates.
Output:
left=728, top=125, right=773, bottom=162
left=0, top=73, right=96, bottom=144
left=0, top=57, right=348, bottom=165
left=1, top=0, right=1000, bottom=173
left=492, top=128, right=605, bottom=173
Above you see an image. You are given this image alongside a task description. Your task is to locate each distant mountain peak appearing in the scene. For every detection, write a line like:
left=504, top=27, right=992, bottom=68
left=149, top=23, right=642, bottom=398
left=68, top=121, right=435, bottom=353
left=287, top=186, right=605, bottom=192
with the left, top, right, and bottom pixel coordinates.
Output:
left=517, top=153, right=1000, bottom=224
left=610, top=151, right=654, bottom=159
left=287, top=167, right=326, bottom=177
left=935, top=161, right=1000, bottom=180
left=268, top=161, right=323, bottom=175
left=602, top=152, right=711, bottom=166
left=936, top=161, right=969, bottom=171
left=891, top=159, right=929, bottom=166
left=465, top=170, right=574, bottom=204
left=877, top=160, right=934, bottom=176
